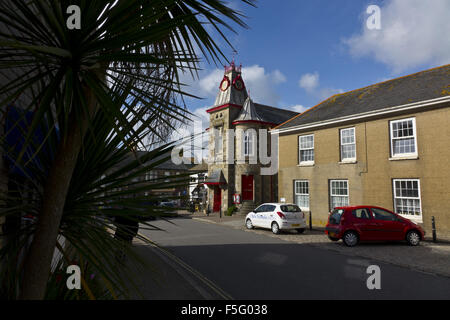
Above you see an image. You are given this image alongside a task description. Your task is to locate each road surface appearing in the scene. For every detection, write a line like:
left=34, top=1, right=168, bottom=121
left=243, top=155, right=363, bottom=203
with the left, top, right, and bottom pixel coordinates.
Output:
left=138, top=216, right=450, bottom=299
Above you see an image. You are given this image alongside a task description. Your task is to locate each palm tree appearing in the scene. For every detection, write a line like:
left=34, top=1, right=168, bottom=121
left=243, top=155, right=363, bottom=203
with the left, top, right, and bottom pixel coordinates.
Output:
left=0, top=0, right=255, bottom=299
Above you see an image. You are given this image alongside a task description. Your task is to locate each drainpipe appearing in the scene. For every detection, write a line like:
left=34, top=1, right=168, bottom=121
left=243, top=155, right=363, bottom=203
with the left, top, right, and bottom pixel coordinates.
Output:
left=359, top=122, right=369, bottom=176
left=0, top=104, right=7, bottom=250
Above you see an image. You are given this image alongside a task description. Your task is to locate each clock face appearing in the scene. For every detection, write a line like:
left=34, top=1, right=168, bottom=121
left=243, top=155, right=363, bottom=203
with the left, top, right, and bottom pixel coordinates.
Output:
left=220, top=77, right=230, bottom=91
left=234, top=79, right=243, bottom=90
left=233, top=76, right=245, bottom=91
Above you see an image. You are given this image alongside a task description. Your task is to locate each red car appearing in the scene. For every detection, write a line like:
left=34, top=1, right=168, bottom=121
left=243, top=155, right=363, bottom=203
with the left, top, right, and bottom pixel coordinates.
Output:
left=325, top=205, right=425, bottom=247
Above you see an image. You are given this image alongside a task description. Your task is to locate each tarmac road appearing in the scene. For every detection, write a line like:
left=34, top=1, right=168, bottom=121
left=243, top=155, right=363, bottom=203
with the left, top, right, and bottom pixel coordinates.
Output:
left=138, top=216, right=450, bottom=300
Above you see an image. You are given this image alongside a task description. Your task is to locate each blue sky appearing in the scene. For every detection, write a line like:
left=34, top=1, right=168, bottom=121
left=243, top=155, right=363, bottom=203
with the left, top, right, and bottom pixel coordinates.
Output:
left=175, top=0, right=450, bottom=136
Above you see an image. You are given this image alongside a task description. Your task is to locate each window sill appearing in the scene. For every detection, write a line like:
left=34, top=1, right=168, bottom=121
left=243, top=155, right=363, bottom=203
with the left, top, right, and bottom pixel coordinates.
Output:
left=297, top=162, right=315, bottom=167
left=399, top=215, right=423, bottom=224
left=389, top=155, right=419, bottom=161
left=339, top=159, right=357, bottom=164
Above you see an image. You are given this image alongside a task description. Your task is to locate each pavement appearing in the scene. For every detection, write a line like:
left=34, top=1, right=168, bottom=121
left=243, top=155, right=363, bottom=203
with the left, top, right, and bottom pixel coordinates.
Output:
left=135, top=214, right=450, bottom=299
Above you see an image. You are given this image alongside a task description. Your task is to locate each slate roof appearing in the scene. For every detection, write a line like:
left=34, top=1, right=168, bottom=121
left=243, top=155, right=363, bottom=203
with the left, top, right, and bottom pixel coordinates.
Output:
left=253, top=103, right=299, bottom=125
left=234, top=97, right=265, bottom=123
left=276, top=64, right=450, bottom=130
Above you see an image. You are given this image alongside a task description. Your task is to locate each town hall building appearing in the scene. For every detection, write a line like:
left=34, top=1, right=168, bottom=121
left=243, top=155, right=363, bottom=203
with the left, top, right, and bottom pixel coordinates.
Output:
left=204, top=62, right=298, bottom=214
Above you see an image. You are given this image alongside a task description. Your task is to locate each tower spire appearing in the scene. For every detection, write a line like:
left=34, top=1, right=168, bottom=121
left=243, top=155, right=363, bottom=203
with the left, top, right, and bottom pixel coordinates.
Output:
left=209, top=55, right=247, bottom=110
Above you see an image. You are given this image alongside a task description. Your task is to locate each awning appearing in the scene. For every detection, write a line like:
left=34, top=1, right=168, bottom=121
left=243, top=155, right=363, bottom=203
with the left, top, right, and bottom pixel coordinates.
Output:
left=204, top=169, right=226, bottom=186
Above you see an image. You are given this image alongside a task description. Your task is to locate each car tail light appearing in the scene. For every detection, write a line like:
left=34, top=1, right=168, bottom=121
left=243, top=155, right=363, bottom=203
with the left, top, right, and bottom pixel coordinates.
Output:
left=276, top=212, right=286, bottom=219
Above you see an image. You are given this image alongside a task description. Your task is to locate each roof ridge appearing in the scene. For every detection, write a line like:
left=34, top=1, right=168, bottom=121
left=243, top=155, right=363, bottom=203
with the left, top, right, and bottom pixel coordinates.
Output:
left=272, top=94, right=339, bottom=130
left=336, top=63, right=450, bottom=97
left=255, top=103, right=298, bottom=113
left=273, top=63, right=450, bottom=131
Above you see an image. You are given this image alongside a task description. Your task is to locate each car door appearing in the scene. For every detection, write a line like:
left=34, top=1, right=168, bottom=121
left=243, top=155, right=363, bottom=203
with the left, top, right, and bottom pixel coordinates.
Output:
left=252, top=205, right=266, bottom=228
left=262, top=205, right=276, bottom=228
left=370, top=207, right=405, bottom=240
left=351, top=208, right=379, bottom=241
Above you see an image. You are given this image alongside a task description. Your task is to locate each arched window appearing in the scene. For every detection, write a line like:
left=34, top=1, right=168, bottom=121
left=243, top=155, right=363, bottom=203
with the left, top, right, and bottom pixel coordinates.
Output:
left=244, top=129, right=255, bottom=156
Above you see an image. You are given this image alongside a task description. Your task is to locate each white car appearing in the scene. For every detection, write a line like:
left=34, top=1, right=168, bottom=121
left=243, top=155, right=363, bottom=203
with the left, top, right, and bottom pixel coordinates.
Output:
left=245, top=203, right=307, bottom=234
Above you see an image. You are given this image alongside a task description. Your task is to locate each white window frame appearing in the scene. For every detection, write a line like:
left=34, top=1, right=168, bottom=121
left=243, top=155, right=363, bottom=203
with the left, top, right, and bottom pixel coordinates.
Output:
left=243, top=129, right=255, bottom=157
left=393, top=179, right=422, bottom=222
left=213, top=126, right=223, bottom=160
left=389, top=117, right=418, bottom=158
left=298, top=134, right=314, bottom=165
left=329, top=180, right=349, bottom=209
left=340, top=127, right=356, bottom=162
left=294, top=180, right=310, bottom=211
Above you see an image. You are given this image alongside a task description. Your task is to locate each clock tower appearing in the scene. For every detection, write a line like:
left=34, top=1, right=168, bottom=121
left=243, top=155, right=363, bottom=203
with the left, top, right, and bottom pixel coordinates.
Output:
left=209, top=61, right=248, bottom=112
left=204, top=60, right=298, bottom=215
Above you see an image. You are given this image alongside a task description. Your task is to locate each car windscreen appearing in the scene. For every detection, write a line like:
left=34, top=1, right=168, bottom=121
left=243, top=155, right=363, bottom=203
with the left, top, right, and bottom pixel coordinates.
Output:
left=329, top=209, right=345, bottom=224
left=281, top=205, right=301, bottom=212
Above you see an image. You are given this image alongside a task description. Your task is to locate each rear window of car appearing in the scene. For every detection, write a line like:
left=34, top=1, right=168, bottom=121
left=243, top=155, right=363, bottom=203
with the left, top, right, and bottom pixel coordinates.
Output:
left=329, top=209, right=345, bottom=224
left=281, top=205, right=301, bottom=212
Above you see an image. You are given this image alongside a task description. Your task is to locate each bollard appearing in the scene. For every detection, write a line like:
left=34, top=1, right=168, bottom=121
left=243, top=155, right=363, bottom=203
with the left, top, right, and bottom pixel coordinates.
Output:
left=432, top=216, right=437, bottom=243
left=309, top=211, right=312, bottom=231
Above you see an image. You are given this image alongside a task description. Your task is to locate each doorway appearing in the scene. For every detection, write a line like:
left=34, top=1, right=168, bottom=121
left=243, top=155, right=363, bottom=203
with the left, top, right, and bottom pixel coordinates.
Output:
left=242, top=175, right=254, bottom=201
left=213, top=186, right=221, bottom=212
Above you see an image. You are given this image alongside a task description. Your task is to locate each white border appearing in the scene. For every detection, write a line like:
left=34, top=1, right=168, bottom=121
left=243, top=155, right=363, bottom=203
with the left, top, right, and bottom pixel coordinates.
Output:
left=392, top=178, right=423, bottom=223
left=340, top=127, right=356, bottom=161
left=329, top=179, right=349, bottom=209
left=298, top=134, right=315, bottom=165
left=389, top=117, right=418, bottom=158
left=294, top=180, right=310, bottom=211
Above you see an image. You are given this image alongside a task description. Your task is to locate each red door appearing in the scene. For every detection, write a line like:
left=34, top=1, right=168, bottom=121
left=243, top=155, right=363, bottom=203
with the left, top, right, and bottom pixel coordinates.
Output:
left=242, top=175, right=254, bottom=201
left=213, top=187, right=221, bottom=212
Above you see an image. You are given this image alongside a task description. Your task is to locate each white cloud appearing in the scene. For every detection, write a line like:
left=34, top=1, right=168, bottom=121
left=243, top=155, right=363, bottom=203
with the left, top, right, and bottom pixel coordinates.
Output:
left=271, top=69, right=287, bottom=84
left=179, top=65, right=287, bottom=107
left=288, top=104, right=308, bottom=113
left=344, top=0, right=450, bottom=73
left=318, top=88, right=345, bottom=100
left=198, top=69, right=224, bottom=96
left=241, top=65, right=287, bottom=106
left=298, top=71, right=344, bottom=101
left=298, top=72, right=319, bottom=92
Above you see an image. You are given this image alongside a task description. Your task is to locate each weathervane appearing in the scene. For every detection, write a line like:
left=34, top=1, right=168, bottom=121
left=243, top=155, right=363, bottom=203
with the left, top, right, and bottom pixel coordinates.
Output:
left=231, top=49, right=238, bottom=64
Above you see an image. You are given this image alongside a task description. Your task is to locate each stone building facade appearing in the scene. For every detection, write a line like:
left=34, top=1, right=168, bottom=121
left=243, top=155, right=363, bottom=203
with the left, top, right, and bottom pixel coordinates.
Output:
left=204, top=62, right=297, bottom=214
left=274, top=64, right=450, bottom=238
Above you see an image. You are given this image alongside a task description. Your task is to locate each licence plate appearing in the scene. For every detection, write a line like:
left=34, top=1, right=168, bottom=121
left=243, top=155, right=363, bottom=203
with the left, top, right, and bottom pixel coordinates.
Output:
left=291, top=224, right=300, bottom=227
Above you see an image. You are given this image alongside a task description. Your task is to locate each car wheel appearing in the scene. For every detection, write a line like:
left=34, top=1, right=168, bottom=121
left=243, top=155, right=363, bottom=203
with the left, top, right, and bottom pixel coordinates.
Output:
left=406, top=230, right=421, bottom=246
left=328, top=235, right=339, bottom=241
left=271, top=222, right=280, bottom=234
left=246, top=219, right=254, bottom=230
left=296, top=228, right=305, bottom=234
left=343, top=231, right=359, bottom=247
